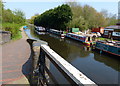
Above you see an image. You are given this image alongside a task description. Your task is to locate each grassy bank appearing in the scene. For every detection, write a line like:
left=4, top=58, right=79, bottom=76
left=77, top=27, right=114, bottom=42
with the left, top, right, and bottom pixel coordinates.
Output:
left=2, top=23, right=25, bottom=40
left=97, top=37, right=117, bottom=41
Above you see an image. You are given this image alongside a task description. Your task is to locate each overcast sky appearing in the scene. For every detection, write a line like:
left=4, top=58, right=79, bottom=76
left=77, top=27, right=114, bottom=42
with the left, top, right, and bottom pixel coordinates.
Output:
left=3, top=1, right=118, bottom=19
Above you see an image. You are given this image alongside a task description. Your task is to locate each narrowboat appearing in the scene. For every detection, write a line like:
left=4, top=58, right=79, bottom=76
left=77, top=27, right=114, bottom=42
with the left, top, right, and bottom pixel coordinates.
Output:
left=35, top=26, right=46, bottom=32
left=94, top=40, right=120, bottom=56
left=49, top=29, right=65, bottom=38
left=66, top=33, right=95, bottom=46
left=35, top=30, right=45, bottom=35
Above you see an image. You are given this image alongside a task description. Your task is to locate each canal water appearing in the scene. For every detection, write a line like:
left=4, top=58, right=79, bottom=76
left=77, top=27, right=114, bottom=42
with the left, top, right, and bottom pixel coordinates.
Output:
left=24, top=27, right=120, bottom=85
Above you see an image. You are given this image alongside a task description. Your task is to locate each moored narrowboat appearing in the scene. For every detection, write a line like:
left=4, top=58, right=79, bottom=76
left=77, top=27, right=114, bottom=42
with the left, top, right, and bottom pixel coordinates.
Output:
left=35, top=26, right=46, bottom=32
left=49, top=29, right=65, bottom=38
left=94, top=40, right=120, bottom=56
left=66, top=33, right=95, bottom=46
left=35, top=30, right=46, bottom=35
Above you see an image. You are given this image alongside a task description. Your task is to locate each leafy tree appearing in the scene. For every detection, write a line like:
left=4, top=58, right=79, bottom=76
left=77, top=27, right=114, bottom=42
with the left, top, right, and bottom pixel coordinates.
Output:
left=66, top=2, right=88, bottom=30
left=68, top=16, right=88, bottom=30
left=13, top=9, right=26, bottom=24
left=29, top=13, right=39, bottom=24
left=107, top=14, right=117, bottom=26
left=29, top=16, right=37, bottom=24
left=1, top=3, right=26, bottom=40
left=2, top=9, right=14, bottom=23
left=2, top=8, right=25, bottom=24
left=66, top=2, right=117, bottom=30
left=34, top=4, right=72, bottom=30
left=101, top=9, right=117, bottom=26
left=100, top=9, right=109, bottom=18
left=13, top=9, right=25, bottom=19
left=0, top=1, right=3, bottom=26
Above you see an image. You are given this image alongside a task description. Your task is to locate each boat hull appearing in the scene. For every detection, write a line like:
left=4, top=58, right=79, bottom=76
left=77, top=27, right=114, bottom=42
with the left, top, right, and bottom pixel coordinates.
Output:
left=66, top=35, right=91, bottom=46
left=49, top=29, right=65, bottom=38
left=83, top=42, right=91, bottom=46
left=95, top=42, right=120, bottom=56
left=35, top=30, right=46, bottom=35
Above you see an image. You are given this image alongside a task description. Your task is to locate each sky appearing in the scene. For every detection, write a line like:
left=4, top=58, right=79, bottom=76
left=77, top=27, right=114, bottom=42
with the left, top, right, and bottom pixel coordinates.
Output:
left=3, top=0, right=119, bottom=19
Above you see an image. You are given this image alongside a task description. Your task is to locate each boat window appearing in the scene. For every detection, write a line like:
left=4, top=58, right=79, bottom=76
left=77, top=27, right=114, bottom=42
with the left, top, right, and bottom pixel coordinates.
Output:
left=117, top=44, right=120, bottom=46
left=104, top=31, right=108, bottom=35
left=92, top=36, right=96, bottom=41
left=114, top=29, right=120, bottom=32
left=88, top=37, right=90, bottom=41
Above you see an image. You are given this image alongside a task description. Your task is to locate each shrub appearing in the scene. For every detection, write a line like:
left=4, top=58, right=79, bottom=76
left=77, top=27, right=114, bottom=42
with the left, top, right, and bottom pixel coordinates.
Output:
left=2, top=23, right=22, bottom=40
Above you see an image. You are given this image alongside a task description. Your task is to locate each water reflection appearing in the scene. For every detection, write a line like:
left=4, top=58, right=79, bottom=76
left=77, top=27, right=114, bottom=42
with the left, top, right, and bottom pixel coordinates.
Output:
left=25, top=27, right=120, bottom=84
left=94, top=52, right=120, bottom=72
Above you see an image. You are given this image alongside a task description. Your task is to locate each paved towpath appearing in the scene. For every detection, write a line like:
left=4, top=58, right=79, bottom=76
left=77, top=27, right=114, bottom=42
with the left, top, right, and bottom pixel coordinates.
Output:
left=1, top=27, right=32, bottom=85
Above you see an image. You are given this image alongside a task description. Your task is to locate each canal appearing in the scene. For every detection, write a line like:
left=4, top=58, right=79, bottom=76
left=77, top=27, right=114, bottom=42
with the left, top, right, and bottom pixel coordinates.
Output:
left=25, top=26, right=120, bottom=85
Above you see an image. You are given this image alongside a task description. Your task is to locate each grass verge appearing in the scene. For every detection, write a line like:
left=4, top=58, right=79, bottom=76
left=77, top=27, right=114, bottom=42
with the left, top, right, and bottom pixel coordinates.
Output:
left=2, top=23, right=25, bottom=40
left=97, top=37, right=118, bottom=41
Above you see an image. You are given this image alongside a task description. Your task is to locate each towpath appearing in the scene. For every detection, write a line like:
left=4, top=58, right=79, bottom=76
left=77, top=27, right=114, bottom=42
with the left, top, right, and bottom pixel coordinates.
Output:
left=1, top=27, right=31, bottom=85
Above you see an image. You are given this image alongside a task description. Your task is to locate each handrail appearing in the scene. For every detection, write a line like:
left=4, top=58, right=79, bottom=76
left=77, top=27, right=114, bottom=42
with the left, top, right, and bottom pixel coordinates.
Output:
left=27, top=39, right=97, bottom=86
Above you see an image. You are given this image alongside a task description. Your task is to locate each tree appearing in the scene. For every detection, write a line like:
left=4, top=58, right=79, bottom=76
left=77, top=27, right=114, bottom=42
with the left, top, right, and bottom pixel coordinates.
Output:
left=107, top=14, right=117, bottom=26
left=66, top=2, right=117, bottom=30
left=29, top=15, right=38, bottom=24
left=13, top=9, right=25, bottom=24
left=2, top=9, right=14, bottom=23
left=66, top=2, right=89, bottom=30
left=2, top=8, right=25, bottom=24
left=1, top=2, right=26, bottom=39
left=68, top=16, right=88, bottom=31
left=100, top=9, right=109, bottom=18
left=13, top=9, right=25, bottom=19
left=34, top=4, right=72, bottom=30
left=0, top=1, right=3, bottom=25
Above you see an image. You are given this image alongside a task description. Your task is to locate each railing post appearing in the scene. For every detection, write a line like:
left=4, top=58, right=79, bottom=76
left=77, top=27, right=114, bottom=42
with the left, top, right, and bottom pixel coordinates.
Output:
left=27, top=39, right=48, bottom=85
left=39, top=47, right=45, bottom=76
left=26, top=39, right=37, bottom=85
left=38, top=47, right=46, bottom=85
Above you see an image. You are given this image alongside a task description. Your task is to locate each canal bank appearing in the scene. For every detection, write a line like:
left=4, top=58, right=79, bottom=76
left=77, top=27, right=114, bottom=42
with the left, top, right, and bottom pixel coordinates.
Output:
left=2, top=27, right=30, bottom=85
left=24, top=26, right=120, bottom=85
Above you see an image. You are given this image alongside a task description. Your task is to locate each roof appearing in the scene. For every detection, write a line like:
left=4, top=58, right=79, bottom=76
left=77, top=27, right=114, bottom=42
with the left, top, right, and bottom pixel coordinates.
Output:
left=67, top=33, right=93, bottom=37
left=105, top=25, right=120, bottom=29
left=116, top=22, right=120, bottom=25
left=50, top=29, right=62, bottom=32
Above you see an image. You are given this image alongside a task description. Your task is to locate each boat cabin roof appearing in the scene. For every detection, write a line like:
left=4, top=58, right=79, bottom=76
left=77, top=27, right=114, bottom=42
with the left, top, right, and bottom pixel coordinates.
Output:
left=97, top=40, right=120, bottom=47
left=67, top=33, right=93, bottom=37
left=105, top=25, right=120, bottom=29
left=50, top=29, right=63, bottom=32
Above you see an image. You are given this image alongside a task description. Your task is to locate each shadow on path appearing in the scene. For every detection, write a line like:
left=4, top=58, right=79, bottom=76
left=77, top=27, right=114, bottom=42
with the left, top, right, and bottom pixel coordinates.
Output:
left=22, top=51, right=34, bottom=85
left=22, top=39, right=39, bottom=86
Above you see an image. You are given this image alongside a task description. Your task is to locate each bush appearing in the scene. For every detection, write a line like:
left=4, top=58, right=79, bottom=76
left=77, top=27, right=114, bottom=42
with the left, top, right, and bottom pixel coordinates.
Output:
left=2, top=23, right=23, bottom=40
